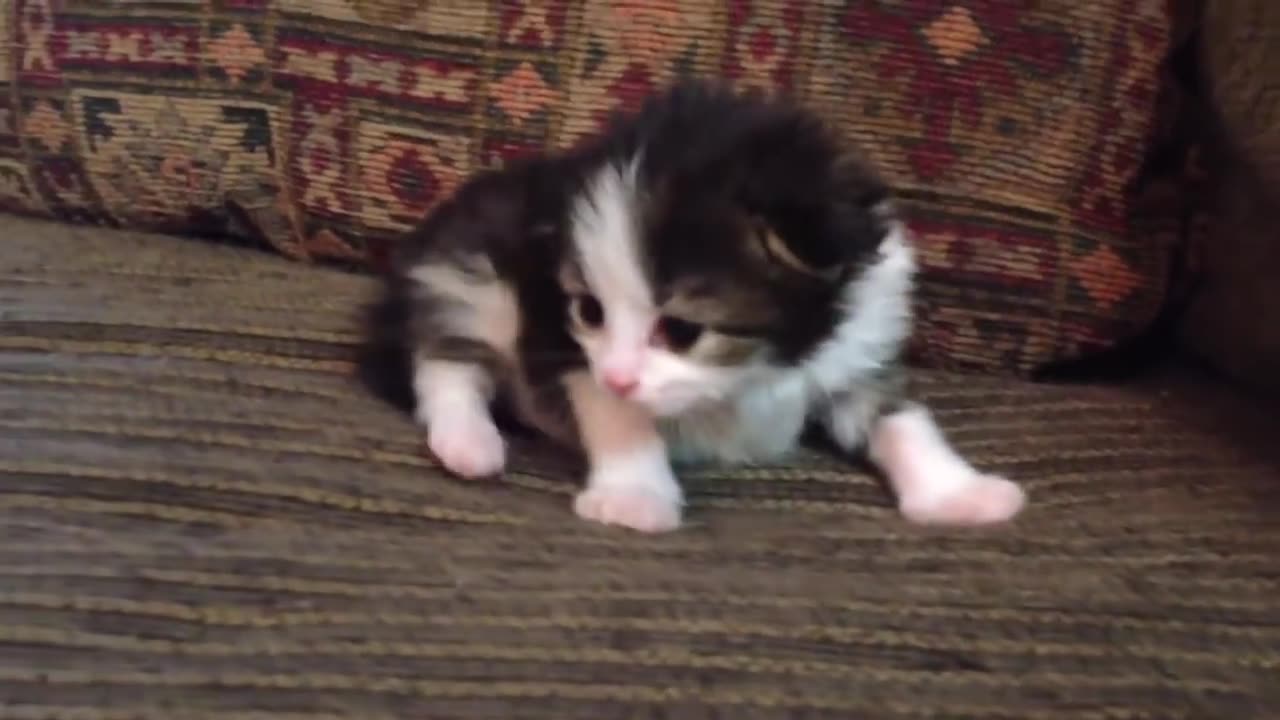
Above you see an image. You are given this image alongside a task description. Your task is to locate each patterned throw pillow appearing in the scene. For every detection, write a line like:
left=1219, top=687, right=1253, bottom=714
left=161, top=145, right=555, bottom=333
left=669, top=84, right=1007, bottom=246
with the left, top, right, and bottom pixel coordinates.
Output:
left=0, top=0, right=1176, bottom=375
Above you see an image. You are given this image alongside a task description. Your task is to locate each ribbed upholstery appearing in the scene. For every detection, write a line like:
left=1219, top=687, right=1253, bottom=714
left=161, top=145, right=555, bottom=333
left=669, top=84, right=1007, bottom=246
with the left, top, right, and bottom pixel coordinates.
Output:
left=1, top=216, right=1278, bottom=717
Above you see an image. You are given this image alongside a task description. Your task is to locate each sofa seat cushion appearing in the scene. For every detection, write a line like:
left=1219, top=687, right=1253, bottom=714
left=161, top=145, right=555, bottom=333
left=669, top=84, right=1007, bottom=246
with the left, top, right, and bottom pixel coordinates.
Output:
left=2, top=217, right=1278, bottom=717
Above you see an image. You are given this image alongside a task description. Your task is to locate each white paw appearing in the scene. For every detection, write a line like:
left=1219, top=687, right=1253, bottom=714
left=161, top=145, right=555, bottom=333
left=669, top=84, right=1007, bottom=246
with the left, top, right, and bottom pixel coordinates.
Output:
left=427, top=416, right=506, bottom=479
left=900, top=474, right=1026, bottom=526
left=574, top=485, right=682, bottom=533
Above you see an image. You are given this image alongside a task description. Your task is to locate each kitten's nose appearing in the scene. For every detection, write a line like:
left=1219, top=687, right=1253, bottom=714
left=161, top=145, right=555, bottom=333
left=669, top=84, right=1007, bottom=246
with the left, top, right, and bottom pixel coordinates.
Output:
left=602, top=371, right=639, bottom=397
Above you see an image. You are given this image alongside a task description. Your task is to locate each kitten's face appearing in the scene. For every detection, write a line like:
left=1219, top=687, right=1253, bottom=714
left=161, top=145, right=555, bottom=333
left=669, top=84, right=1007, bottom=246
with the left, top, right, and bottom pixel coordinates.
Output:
left=557, top=82, right=895, bottom=415
left=560, top=261, right=769, bottom=417
left=560, top=163, right=844, bottom=417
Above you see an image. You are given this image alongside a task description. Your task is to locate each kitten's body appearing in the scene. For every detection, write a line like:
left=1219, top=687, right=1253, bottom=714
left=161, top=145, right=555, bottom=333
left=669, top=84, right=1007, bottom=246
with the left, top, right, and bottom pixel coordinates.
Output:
left=362, top=81, right=1025, bottom=532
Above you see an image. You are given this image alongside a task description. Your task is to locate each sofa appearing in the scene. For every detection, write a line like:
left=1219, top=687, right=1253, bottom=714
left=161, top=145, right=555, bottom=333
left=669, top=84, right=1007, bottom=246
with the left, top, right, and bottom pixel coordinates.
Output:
left=2, top=0, right=1278, bottom=717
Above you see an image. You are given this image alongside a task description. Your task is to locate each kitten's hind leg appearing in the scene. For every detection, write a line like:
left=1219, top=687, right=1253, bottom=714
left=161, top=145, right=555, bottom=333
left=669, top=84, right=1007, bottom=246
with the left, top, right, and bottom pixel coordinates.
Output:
left=825, top=394, right=1025, bottom=525
left=414, top=356, right=505, bottom=479
left=869, top=403, right=1025, bottom=525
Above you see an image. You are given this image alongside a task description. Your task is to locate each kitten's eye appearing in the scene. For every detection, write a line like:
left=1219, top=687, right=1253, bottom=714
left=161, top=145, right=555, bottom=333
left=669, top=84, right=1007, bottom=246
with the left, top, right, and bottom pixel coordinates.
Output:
left=656, top=316, right=704, bottom=352
left=571, top=293, right=605, bottom=329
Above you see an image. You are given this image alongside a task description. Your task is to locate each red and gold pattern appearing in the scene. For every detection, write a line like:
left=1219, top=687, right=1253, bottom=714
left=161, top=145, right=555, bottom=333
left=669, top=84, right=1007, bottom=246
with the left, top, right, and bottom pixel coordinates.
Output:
left=0, top=0, right=1178, bottom=375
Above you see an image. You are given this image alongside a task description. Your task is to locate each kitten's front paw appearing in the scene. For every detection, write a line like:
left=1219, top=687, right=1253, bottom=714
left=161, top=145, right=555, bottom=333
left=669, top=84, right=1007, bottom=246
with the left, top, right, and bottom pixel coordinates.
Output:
left=574, top=485, right=682, bottom=533
left=427, top=416, right=506, bottom=479
left=900, top=474, right=1026, bottom=526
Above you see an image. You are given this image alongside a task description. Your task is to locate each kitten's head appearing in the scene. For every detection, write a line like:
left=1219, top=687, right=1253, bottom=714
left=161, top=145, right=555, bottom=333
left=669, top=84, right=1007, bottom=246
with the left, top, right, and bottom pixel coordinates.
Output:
left=560, top=81, right=895, bottom=417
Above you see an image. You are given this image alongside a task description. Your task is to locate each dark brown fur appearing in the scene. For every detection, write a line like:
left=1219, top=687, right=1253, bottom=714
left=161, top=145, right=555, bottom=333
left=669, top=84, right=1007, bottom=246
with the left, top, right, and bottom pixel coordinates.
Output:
left=359, top=78, right=895, bottom=420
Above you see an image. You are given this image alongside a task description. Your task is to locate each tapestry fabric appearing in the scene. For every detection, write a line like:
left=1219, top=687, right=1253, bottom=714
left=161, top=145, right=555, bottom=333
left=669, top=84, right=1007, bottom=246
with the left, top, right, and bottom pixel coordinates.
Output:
left=0, top=0, right=1176, bottom=374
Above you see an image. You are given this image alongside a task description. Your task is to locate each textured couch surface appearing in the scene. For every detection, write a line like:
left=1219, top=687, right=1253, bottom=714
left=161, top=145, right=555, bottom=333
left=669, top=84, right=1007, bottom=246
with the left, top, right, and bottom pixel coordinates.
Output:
left=3, top=215, right=1280, bottom=718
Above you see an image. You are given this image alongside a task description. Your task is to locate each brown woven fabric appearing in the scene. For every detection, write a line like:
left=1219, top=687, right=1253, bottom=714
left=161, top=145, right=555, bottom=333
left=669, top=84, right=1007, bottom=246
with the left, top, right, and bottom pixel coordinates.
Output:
left=0, top=0, right=1177, bottom=375
left=1199, top=0, right=1280, bottom=195
left=1179, top=0, right=1280, bottom=396
left=3, top=215, right=1280, bottom=717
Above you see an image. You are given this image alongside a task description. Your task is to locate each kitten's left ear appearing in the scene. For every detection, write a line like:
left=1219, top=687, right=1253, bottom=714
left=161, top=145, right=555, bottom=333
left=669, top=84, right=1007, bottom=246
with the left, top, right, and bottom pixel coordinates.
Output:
left=743, top=141, right=896, bottom=281
left=751, top=219, right=844, bottom=281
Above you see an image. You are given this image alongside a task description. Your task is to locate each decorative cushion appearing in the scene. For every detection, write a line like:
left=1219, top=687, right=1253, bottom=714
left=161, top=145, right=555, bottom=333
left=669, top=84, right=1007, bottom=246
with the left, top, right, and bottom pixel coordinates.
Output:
left=0, top=0, right=1176, bottom=375
left=1179, top=0, right=1280, bottom=395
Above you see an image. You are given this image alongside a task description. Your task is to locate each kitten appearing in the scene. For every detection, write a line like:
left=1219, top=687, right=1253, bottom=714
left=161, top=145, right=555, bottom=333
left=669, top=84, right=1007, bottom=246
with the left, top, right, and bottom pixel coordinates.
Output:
left=359, top=80, right=1026, bottom=532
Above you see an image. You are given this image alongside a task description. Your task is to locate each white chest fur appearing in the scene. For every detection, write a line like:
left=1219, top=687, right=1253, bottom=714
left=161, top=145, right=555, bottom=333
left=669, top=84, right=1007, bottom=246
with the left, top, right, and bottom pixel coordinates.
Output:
left=661, top=223, right=916, bottom=466
left=659, top=370, right=812, bottom=465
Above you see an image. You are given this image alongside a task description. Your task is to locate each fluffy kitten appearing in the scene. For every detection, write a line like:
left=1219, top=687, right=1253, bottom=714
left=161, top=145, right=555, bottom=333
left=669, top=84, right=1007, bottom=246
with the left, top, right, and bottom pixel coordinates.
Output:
left=360, top=80, right=1026, bottom=532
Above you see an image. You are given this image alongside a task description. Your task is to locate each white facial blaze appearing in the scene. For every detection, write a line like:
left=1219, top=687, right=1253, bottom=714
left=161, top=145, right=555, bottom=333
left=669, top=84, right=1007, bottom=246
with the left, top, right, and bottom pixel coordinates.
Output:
left=569, top=156, right=657, bottom=390
left=566, top=154, right=760, bottom=416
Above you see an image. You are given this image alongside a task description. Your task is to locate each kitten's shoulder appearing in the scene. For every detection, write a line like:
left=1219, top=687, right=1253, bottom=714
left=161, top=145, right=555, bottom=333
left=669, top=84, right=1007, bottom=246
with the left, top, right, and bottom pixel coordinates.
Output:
left=391, top=153, right=574, bottom=274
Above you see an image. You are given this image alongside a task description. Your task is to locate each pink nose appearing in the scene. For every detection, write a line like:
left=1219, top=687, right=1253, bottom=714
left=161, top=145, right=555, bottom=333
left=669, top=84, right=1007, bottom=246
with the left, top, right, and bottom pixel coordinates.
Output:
left=602, top=371, right=639, bottom=397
